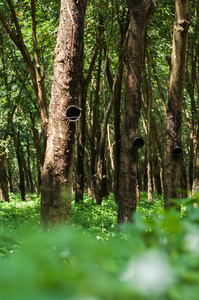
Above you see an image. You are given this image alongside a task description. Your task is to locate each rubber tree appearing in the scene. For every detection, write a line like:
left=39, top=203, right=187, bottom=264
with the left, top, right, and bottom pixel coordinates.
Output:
left=191, top=0, right=199, bottom=195
left=75, top=27, right=102, bottom=203
left=118, top=0, right=155, bottom=224
left=0, top=0, right=49, bottom=148
left=164, top=0, right=190, bottom=208
left=41, top=0, right=87, bottom=228
left=95, top=27, right=129, bottom=205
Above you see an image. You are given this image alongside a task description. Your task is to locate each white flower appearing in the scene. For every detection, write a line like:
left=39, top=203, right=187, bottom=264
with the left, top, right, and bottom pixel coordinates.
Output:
left=184, top=229, right=199, bottom=255
left=60, top=249, right=71, bottom=259
left=121, top=250, right=175, bottom=295
left=96, top=236, right=101, bottom=240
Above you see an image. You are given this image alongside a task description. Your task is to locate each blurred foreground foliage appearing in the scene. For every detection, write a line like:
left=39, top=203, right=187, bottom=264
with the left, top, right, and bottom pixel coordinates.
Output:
left=1, top=193, right=199, bottom=299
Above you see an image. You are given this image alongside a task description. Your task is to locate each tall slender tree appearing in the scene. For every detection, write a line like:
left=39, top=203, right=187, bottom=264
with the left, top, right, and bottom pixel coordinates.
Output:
left=0, top=0, right=49, bottom=146
left=164, top=0, right=190, bottom=208
left=75, top=30, right=102, bottom=203
left=118, top=0, right=155, bottom=224
left=41, top=0, right=87, bottom=228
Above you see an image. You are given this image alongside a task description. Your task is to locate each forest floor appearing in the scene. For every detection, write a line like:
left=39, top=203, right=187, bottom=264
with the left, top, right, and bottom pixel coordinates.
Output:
left=0, top=192, right=165, bottom=256
left=0, top=192, right=199, bottom=299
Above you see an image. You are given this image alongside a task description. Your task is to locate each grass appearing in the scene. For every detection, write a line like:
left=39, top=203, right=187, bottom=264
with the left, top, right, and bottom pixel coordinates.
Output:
left=0, top=193, right=199, bottom=300
left=0, top=192, right=164, bottom=256
left=1, top=192, right=199, bottom=299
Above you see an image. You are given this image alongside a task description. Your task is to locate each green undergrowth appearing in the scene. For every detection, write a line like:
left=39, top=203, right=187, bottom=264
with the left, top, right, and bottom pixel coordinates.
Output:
left=1, top=192, right=199, bottom=299
left=0, top=192, right=183, bottom=255
left=0, top=193, right=40, bottom=256
left=71, top=193, right=118, bottom=240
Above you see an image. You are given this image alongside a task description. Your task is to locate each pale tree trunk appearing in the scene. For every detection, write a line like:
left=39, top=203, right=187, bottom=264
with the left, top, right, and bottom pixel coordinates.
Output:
left=164, top=0, right=190, bottom=209
left=118, top=0, right=155, bottom=224
left=41, top=0, right=87, bottom=228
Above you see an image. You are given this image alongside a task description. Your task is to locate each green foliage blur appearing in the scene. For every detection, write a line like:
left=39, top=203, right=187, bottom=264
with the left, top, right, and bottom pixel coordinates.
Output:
left=1, top=193, right=199, bottom=299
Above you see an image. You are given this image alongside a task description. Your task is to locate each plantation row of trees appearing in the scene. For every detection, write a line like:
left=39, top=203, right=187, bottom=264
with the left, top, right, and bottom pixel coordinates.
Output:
left=0, top=0, right=198, bottom=226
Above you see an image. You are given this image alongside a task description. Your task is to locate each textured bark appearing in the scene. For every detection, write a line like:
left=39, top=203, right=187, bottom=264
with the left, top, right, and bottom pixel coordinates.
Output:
left=118, top=0, right=155, bottom=224
left=164, top=0, right=190, bottom=208
left=41, top=0, right=87, bottom=228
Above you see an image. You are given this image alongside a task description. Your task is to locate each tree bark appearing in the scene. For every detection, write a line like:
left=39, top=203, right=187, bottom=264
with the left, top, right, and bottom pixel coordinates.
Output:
left=164, top=0, right=190, bottom=208
left=118, top=0, right=155, bottom=224
left=41, top=0, right=87, bottom=228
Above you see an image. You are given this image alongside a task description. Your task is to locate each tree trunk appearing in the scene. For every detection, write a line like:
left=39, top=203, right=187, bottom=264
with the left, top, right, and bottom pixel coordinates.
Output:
left=27, top=138, right=35, bottom=194
left=21, top=147, right=30, bottom=192
left=90, top=49, right=102, bottom=199
left=75, top=37, right=101, bottom=203
left=13, top=131, right=26, bottom=201
left=151, top=127, right=162, bottom=196
left=95, top=28, right=129, bottom=204
left=118, top=0, right=155, bottom=224
left=6, top=158, right=14, bottom=193
left=0, top=154, right=9, bottom=202
left=145, top=49, right=153, bottom=202
left=164, top=0, right=190, bottom=208
left=0, top=0, right=49, bottom=145
left=112, top=18, right=129, bottom=204
left=193, top=121, right=199, bottom=194
left=192, top=0, right=199, bottom=194
left=41, top=0, right=87, bottom=228
left=31, top=0, right=48, bottom=146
